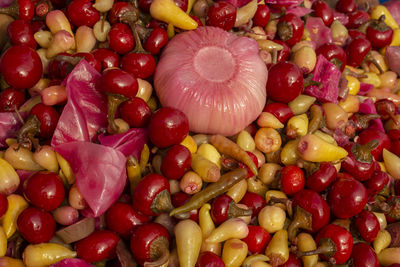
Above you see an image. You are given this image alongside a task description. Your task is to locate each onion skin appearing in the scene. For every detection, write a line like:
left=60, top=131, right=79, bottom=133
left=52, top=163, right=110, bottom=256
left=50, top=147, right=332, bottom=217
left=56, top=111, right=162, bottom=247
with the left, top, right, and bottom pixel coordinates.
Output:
left=154, top=26, right=268, bottom=136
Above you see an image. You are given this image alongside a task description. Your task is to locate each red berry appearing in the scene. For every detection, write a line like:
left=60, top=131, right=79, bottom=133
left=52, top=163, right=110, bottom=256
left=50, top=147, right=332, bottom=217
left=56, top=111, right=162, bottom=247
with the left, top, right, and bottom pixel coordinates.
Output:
left=29, top=103, right=60, bottom=139
left=355, top=210, right=380, bottom=243
left=280, top=165, right=305, bottom=195
left=108, top=23, right=135, bottom=55
left=253, top=5, right=270, bottom=27
left=148, top=107, right=189, bottom=148
left=120, top=52, right=156, bottom=79
left=161, top=144, right=192, bottom=180
left=92, top=48, right=120, bottom=71
left=241, top=225, right=271, bottom=254
left=206, top=1, right=237, bottom=31
left=266, top=61, right=303, bottom=103
left=0, top=88, right=26, bottom=112
left=7, top=19, right=36, bottom=49
left=100, top=68, right=138, bottom=98
left=17, top=206, right=56, bottom=244
left=23, top=171, right=65, bottom=211
left=0, top=45, right=43, bottom=90
left=144, top=27, right=169, bottom=55
left=67, top=0, right=100, bottom=27
left=105, top=202, right=150, bottom=238
left=76, top=230, right=120, bottom=263
left=120, top=97, right=152, bottom=128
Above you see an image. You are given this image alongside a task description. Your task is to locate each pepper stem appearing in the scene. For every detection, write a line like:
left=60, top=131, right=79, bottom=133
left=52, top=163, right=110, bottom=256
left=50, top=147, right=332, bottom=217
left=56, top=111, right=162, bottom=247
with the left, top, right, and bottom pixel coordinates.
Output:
left=288, top=206, right=313, bottom=241
left=350, top=139, right=379, bottom=163
left=364, top=53, right=384, bottom=74
left=107, top=93, right=129, bottom=134
left=268, top=197, right=293, bottom=217
left=355, top=113, right=380, bottom=130
left=151, top=189, right=174, bottom=215
left=296, top=237, right=337, bottom=259
left=277, top=21, right=293, bottom=42
left=148, top=236, right=170, bottom=267
left=16, top=116, right=41, bottom=150
left=228, top=201, right=253, bottom=218
left=120, top=10, right=147, bottom=53
left=303, top=74, right=323, bottom=88
left=0, top=1, right=19, bottom=19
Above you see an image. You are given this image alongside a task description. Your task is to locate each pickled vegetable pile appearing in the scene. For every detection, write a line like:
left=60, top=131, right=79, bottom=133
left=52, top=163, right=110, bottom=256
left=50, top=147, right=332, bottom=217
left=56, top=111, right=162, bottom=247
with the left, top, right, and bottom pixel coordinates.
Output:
left=1, top=0, right=400, bottom=266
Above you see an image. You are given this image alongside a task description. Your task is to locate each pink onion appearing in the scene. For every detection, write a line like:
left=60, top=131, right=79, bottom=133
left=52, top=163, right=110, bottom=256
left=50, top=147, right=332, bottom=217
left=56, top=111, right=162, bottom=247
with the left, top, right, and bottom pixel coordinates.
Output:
left=385, top=0, right=400, bottom=26
left=359, top=98, right=385, bottom=132
left=0, top=112, right=23, bottom=147
left=0, top=0, right=13, bottom=8
left=154, top=26, right=268, bottom=136
left=385, top=46, right=400, bottom=76
left=286, top=6, right=312, bottom=17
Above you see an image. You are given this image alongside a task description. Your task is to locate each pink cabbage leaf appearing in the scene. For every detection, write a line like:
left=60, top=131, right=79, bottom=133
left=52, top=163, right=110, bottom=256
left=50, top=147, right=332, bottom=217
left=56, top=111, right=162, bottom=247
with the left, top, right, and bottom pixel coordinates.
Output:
left=305, top=17, right=333, bottom=49
left=54, top=141, right=127, bottom=217
left=0, top=112, right=23, bottom=147
left=304, top=55, right=341, bottom=103
left=98, top=128, right=148, bottom=159
left=51, top=60, right=108, bottom=147
left=359, top=98, right=385, bottom=132
left=286, top=6, right=312, bottom=17
left=358, top=82, right=374, bottom=96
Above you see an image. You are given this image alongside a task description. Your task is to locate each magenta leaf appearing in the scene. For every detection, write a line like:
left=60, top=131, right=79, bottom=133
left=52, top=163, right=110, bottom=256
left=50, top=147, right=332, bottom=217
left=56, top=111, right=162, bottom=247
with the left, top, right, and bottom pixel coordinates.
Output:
left=51, top=60, right=108, bottom=147
left=98, top=128, right=148, bottom=159
left=55, top=141, right=127, bottom=217
left=305, top=17, right=333, bottom=49
left=304, top=55, right=341, bottom=103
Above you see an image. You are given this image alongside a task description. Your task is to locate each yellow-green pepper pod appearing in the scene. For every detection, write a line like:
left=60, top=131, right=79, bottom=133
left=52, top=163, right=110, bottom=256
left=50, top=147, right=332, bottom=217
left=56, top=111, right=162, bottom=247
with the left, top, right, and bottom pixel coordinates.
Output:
left=150, top=0, right=198, bottom=30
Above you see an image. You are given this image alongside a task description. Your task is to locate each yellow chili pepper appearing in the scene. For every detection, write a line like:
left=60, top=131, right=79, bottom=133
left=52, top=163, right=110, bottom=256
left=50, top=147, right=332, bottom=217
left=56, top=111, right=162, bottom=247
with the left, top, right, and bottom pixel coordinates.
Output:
left=0, top=194, right=28, bottom=238
left=345, top=75, right=360, bottom=95
left=370, top=5, right=399, bottom=30
left=0, top=257, right=25, bottom=267
left=360, top=72, right=381, bottom=88
left=150, top=0, right=198, bottom=30
left=181, top=135, right=198, bottom=154
left=0, top=227, right=6, bottom=257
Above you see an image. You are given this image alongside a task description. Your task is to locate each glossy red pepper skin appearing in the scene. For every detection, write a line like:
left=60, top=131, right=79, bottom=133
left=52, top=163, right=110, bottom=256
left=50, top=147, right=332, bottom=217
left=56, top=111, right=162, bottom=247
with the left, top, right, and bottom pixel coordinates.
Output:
left=292, top=189, right=330, bottom=233
left=316, top=224, right=353, bottom=264
left=105, top=202, right=150, bottom=238
left=130, top=223, right=170, bottom=266
left=366, top=19, right=394, bottom=49
left=316, top=43, right=347, bottom=72
left=306, top=162, right=337, bottom=193
left=239, top=191, right=266, bottom=219
left=195, top=251, right=225, bottom=267
left=328, top=176, right=368, bottom=219
left=241, top=225, right=271, bottom=254
left=365, top=170, right=390, bottom=197
left=341, top=143, right=376, bottom=181
left=132, top=173, right=171, bottom=216
left=263, top=102, right=293, bottom=124
left=277, top=13, right=304, bottom=46
left=346, top=37, right=371, bottom=68
left=312, top=0, right=334, bottom=26
left=355, top=210, right=380, bottom=243
left=171, top=192, right=199, bottom=222
left=358, top=128, right=390, bottom=161
left=76, top=230, right=120, bottom=263
left=351, top=242, right=379, bottom=267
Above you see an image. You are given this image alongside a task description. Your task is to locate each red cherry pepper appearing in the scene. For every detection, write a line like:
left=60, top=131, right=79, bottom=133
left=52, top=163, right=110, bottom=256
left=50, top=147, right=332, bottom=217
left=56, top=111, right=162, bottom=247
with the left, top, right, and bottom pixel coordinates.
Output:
left=130, top=223, right=170, bottom=266
left=298, top=224, right=353, bottom=265
left=239, top=191, right=266, bottom=218
left=241, top=225, right=271, bottom=254
left=316, top=43, right=347, bottom=72
left=352, top=243, right=379, bottom=267
left=171, top=192, right=199, bottom=222
left=105, top=202, right=150, bottom=239
left=341, top=140, right=378, bottom=181
left=305, top=162, right=337, bottom=193
left=346, top=37, right=371, bottom=68
left=196, top=251, right=225, bottom=267
left=366, top=15, right=394, bottom=49
left=358, top=128, right=390, bottom=161
left=355, top=210, right=380, bottom=243
left=132, top=173, right=173, bottom=216
left=76, top=230, right=120, bottom=263
left=288, top=189, right=330, bottom=240
left=328, top=176, right=368, bottom=219
left=210, top=194, right=252, bottom=225
left=312, top=0, right=334, bottom=26
left=277, top=13, right=304, bottom=46
left=263, top=102, right=294, bottom=124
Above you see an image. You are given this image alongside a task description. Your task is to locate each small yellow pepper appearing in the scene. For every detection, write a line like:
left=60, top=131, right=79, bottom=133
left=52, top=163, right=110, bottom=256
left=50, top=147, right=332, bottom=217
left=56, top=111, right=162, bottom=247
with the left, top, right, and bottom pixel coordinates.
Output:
left=150, top=0, right=198, bottom=30
left=346, top=75, right=360, bottom=95
left=0, top=194, right=28, bottom=238
left=370, top=5, right=399, bottom=30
